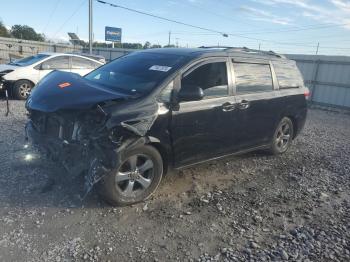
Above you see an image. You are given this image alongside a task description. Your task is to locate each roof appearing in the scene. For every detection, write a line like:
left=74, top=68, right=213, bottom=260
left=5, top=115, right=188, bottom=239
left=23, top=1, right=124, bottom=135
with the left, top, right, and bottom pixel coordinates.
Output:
left=140, top=47, right=287, bottom=60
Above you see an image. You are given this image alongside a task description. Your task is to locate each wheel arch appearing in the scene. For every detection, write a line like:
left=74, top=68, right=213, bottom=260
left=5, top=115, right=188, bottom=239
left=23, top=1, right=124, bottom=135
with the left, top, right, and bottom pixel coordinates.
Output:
left=14, top=79, right=36, bottom=87
left=285, top=115, right=298, bottom=139
left=147, top=140, right=169, bottom=176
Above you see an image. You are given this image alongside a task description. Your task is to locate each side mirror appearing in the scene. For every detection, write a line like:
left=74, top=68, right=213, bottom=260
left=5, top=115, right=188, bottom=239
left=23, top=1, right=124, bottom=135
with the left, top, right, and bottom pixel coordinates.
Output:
left=41, top=64, right=51, bottom=70
left=178, top=85, right=204, bottom=102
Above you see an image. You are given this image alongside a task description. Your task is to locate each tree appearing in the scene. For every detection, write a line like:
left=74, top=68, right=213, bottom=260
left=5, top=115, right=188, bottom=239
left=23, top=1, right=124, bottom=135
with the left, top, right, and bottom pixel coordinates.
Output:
left=151, top=44, right=162, bottom=49
left=122, top=42, right=142, bottom=49
left=10, top=25, right=45, bottom=41
left=0, top=21, right=10, bottom=37
left=143, top=41, right=151, bottom=49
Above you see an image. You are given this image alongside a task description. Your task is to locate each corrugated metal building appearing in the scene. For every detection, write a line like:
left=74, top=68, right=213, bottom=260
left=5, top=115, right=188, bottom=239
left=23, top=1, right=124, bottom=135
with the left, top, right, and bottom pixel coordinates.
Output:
left=287, top=54, right=350, bottom=109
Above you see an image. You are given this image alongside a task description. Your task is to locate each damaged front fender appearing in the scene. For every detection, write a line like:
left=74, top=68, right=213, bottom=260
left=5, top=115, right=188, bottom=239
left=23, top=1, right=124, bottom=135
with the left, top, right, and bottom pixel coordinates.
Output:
left=82, top=98, right=163, bottom=197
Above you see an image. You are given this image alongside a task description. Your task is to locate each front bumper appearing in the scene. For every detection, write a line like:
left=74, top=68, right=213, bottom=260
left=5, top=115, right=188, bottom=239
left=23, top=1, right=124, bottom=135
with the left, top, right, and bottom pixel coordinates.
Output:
left=0, top=78, right=4, bottom=90
left=0, top=78, right=13, bottom=91
left=25, top=120, right=89, bottom=174
left=26, top=120, right=63, bottom=151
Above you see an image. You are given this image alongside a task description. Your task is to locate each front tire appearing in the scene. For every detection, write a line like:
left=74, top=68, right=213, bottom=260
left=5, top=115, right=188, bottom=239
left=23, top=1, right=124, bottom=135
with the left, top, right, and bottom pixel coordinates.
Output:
left=269, top=117, right=294, bottom=155
left=98, top=145, right=163, bottom=206
left=13, top=80, right=33, bottom=100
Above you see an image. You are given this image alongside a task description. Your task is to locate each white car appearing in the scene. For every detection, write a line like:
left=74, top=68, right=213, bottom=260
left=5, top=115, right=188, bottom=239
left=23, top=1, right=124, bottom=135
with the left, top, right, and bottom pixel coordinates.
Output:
left=0, top=52, right=105, bottom=99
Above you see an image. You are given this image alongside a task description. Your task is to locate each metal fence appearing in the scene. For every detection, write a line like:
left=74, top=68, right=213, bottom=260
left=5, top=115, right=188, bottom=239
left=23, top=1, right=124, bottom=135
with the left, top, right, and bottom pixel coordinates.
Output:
left=83, top=47, right=133, bottom=61
left=0, top=36, right=134, bottom=63
left=0, top=36, right=349, bottom=109
left=0, top=36, right=82, bottom=63
left=287, top=54, right=350, bottom=109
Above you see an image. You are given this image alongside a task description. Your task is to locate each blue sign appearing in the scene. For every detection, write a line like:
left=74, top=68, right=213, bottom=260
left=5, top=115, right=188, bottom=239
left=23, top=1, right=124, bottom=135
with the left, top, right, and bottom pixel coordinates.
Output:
left=105, top=26, right=122, bottom=42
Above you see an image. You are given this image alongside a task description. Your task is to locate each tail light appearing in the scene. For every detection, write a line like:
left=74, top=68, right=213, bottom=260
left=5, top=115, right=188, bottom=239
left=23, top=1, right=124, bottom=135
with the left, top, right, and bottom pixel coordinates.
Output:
left=304, top=88, right=311, bottom=100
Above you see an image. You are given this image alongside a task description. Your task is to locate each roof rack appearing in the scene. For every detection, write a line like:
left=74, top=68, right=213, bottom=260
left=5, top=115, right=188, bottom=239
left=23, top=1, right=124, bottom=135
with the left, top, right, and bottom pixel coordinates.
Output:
left=198, top=46, right=285, bottom=58
left=198, top=46, right=234, bottom=49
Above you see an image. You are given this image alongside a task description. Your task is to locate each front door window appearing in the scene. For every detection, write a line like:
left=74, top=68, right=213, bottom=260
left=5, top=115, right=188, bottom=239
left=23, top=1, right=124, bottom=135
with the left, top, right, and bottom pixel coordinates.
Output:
left=181, top=62, right=228, bottom=99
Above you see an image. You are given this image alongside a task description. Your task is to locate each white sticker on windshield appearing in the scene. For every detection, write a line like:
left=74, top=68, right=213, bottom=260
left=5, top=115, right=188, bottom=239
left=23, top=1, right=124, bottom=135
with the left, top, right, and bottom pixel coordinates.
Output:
left=149, top=65, right=172, bottom=72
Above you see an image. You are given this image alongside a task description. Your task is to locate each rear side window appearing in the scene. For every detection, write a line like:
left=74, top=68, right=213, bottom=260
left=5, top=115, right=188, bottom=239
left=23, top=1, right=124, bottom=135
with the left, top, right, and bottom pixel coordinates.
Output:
left=233, top=62, right=273, bottom=94
left=90, top=60, right=102, bottom=69
left=273, top=61, right=304, bottom=89
left=71, top=56, right=94, bottom=69
left=182, top=62, right=228, bottom=98
left=42, top=56, right=70, bottom=70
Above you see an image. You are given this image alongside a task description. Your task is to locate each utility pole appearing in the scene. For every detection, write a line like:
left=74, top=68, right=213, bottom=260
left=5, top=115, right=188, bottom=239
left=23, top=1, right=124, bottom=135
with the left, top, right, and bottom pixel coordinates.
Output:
left=89, top=0, right=93, bottom=54
left=176, top=38, right=179, bottom=48
left=316, top=42, right=319, bottom=55
left=259, top=43, right=261, bottom=50
left=168, top=31, right=171, bottom=46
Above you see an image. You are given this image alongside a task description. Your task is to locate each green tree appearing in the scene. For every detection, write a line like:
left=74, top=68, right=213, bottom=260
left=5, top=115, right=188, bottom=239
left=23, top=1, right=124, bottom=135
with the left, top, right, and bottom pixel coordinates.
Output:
left=122, top=42, right=142, bottom=49
left=143, top=41, right=151, bottom=49
left=10, top=25, right=45, bottom=41
left=151, top=44, right=162, bottom=49
left=0, top=20, right=10, bottom=37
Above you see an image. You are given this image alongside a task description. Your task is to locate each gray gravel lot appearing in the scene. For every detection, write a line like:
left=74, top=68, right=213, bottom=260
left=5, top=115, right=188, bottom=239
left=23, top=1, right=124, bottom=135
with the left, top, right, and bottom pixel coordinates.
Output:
left=0, top=100, right=349, bottom=262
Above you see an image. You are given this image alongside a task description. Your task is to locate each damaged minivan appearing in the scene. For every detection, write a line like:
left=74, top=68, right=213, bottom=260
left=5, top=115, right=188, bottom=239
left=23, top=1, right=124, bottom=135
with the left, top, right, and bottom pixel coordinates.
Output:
left=25, top=47, right=308, bottom=206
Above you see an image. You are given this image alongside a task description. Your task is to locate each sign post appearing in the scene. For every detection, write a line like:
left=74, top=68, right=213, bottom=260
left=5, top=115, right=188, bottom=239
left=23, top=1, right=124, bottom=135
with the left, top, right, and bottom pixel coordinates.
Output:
left=105, top=26, right=122, bottom=48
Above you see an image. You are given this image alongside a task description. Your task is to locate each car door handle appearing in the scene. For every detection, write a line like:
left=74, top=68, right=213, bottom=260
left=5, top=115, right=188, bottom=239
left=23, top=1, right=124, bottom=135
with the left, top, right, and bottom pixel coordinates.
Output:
left=238, top=100, right=250, bottom=110
left=222, top=102, right=236, bottom=112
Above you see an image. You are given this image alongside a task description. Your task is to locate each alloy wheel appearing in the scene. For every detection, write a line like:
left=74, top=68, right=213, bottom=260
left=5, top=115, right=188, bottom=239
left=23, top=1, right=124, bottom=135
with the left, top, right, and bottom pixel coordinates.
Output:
left=115, top=154, right=154, bottom=197
left=19, top=83, right=32, bottom=98
left=275, top=121, right=291, bottom=151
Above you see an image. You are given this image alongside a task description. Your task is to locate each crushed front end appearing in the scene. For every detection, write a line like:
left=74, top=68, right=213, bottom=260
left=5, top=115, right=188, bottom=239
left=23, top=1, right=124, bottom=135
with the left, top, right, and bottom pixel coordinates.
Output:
left=26, top=106, right=121, bottom=195
left=24, top=71, right=159, bottom=197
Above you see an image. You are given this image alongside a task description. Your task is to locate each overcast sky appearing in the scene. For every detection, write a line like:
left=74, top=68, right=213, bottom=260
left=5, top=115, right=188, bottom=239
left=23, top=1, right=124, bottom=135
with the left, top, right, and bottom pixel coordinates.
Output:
left=1, top=0, right=350, bottom=55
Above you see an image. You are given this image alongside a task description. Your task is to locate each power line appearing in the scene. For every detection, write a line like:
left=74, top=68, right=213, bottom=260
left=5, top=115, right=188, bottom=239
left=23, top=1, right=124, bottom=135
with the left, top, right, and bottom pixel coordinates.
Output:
left=52, top=0, right=86, bottom=39
left=95, top=0, right=350, bottom=53
left=127, top=30, right=350, bottom=51
left=184, top=0, right=266, bottom=30
left=234, top=22, right=350, bottom=35
left=172, top=0, right=350, bottom=37
left=95, top=0, right=228, bottom=37
left=218, top=0, right=350, bottom=34
left=42, top=0, right=62, bottom=35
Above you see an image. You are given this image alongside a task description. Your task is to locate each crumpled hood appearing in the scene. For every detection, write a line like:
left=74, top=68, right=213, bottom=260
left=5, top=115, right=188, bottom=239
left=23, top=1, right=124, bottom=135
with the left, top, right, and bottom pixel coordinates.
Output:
left=0, top=63, right=18, bottom=72
left=26, top=71, right=133, bottom=112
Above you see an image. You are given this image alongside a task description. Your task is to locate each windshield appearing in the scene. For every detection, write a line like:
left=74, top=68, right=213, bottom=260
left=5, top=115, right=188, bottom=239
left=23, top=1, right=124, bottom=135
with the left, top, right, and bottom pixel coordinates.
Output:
left=8, top=54, right=50, bottom=66
left=85, top=52, right=186, bottom=95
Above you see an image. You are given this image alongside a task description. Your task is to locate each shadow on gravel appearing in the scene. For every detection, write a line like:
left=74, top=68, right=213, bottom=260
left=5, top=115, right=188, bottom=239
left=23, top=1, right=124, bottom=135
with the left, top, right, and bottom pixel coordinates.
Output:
left=0, top=135, right=276, bottom=210
left=0, top=145, right=105, bottom=209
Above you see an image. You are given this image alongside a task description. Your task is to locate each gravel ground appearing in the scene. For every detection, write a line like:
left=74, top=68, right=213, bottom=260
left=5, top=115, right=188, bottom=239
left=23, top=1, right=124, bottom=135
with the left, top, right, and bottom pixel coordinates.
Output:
left=0, top=100, right=349, bottom=262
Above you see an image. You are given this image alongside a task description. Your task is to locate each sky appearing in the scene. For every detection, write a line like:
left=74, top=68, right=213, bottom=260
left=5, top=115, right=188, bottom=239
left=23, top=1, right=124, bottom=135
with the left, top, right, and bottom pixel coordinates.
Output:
left=1, top=0, right=350, bottom=55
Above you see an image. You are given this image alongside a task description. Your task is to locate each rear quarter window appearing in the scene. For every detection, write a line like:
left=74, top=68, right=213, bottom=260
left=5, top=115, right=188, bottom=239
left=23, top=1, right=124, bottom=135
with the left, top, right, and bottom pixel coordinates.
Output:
left=273, top=60, right=304, bottom=89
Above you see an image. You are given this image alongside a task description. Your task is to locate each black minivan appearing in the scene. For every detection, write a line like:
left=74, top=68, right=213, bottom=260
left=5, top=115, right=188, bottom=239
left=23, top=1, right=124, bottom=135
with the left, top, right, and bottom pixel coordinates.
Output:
left=25, top=47, right=308, bottom=206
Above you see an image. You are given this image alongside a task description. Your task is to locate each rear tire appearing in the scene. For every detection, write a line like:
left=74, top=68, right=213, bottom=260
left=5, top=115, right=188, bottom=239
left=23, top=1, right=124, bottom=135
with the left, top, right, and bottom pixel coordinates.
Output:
left=13, top=80, right=33, bottom=100
left=269, top=117, right=294, bottom=155
left=98, top=145, right=163, bottom=206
